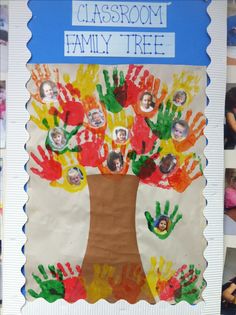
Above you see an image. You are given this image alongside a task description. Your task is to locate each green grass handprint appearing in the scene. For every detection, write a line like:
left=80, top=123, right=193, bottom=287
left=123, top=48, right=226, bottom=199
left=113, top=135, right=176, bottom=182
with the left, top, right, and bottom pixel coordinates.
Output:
left=145, top=200, right=182, bottom=240
left=28, top=264, right=65, bottom=303
left=145, top=100, right=181, bottom=140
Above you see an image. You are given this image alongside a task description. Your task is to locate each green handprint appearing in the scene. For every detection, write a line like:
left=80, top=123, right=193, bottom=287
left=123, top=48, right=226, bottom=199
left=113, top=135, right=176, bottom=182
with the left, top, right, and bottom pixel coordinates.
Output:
left=145, top=100, right=181, bottom=140
left=174, top=264, right=205, bottom=304
left=96, top=68, right=126, bottom=113
left=145, top=200, right=182, bottom=240
left=28, top=264, right=65, bottom=303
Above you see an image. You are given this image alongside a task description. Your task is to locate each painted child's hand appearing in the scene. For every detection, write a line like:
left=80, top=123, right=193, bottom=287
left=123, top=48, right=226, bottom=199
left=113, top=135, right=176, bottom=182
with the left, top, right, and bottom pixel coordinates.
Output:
left=96, top=68, right=125, bottom=113
left=109, top=264, right=145, bottom=303
left=49, top=83, right=84, bottom=126
left=28, top=264, right=64, bottom=303
left=30, top=145, right=62, bottom=181
left=145, top=101, right=181, bottom=140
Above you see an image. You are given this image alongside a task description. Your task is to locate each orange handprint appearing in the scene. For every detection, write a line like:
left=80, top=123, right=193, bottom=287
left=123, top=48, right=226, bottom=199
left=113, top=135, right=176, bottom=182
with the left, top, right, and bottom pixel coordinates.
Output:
left=168, top=156, right=203, bottom=192
left=173, top=110, right=206, bottom=152
left=30, top=64, right=59, bottom=103
left=109, top=264, right=146, bottom=303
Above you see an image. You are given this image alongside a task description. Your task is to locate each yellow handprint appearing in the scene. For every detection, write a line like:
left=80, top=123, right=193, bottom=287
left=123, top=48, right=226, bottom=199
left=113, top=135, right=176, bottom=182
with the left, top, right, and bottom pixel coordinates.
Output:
left=50, top=151, right=87, bottom=193
left=30, top=100, right=57, bottom=130
left=146, top=256, right=175, bottom=298
left=163, top=71, right=201, bottom=111
left=159, top=139, right=193, bottom=165
left=106, top=109, right=134, bottom=147
left=63, top=64, right=99, bottom=100
left=85, top=264, right=114, bottom=303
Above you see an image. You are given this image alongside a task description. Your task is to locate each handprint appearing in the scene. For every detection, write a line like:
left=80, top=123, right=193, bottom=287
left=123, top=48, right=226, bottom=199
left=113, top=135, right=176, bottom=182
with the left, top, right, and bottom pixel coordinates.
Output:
left=145, top=200, right=183, bottom=240
left=29, top=100, right=56, bottom=131
left=82, top=95, right=107, bottom=135
left=85, top=264, right=114, bottom=302
left=96, top=68, right=125, bottom=113
left=49, top=83, right=84, bottom=126
left=128, top=146, right=161, bottom=180
left=109, top=264, right=146, bottom=303
left=130, top=115, right=158, bottom=154
left=124, top=65, right=144, bottom=107
left=63, top=64, right=99, bottom=100
left=77, top=130, right=108, bottom=167
left=159, top=265, right=187, bottom=301
left=168, top=156, right=203, bottom=192
left=30, top=146, right=62, bottom=181
left=98, top=145, right=130, bottom=175
left=146, top=257, right=175, bottom=298
left=28, top=264, right=64, bottom=303
left=30, top=64, right=59, bottom=103
left=130, top=69, right=167, bottom=118
left=164, top=71, right=201, bottom=110
left=56, top=262, right=86, bottom=303
left=50, top=151, right=87, bottom=193
left=174, top=264, right=205, bottom=304
left=172, top=110, right=206, bottom=152
left=106, top=109, right=134, bottom=146
left=145, top=101, right=181, bottom=140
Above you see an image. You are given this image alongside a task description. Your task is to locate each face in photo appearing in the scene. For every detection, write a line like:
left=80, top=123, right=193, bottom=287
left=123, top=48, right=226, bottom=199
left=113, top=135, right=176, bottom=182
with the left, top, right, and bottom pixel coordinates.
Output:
left=88, top=109, right=105, bottom=128
left=114, top=127, right=129, bottom=144
left=171, top=120, right=189, bottom=141
left=172, top=90, right=187, bottom=106
left=159, top=154, right=177, bottom=174
left=67, top=167, right=84, bottom=186
left=39, top=80, right=58, bottom=102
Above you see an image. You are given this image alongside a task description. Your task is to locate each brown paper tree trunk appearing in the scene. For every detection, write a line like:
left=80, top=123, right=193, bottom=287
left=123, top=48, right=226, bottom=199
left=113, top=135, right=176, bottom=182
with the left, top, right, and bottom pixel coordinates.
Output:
left=81, top=174, right=155, bottom=303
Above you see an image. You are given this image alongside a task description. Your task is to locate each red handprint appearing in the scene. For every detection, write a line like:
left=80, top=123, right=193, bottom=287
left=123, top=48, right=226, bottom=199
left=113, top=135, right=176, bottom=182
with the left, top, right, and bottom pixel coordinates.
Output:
left=30, top=146, right=62, bottom=181
left=159, top=265, right=187, bottom=301
left=173, top=110, right=206, bottom=152
left=124, top=65, right=144, bottom=107
left=130, top=115, right=157, bottom=154
left=77, top=130, right=108, bottom=167
left=56, top=262, right=86, bottom=303
left=109, top=264, right=146, bottom=303
left=49, top=83, right=84, bottom=126
left=168, top=156, right=203, bottom=193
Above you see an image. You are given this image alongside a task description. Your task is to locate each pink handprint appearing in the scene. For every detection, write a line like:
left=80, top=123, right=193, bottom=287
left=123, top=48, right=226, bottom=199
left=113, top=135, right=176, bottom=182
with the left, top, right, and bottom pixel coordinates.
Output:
left=77, top=130, right=108, bottom=167
left=30, top=145, right=62, bottom=181
left=130, top=115, right=157, bottom=154
left=49, top=83, right=84, bottom=126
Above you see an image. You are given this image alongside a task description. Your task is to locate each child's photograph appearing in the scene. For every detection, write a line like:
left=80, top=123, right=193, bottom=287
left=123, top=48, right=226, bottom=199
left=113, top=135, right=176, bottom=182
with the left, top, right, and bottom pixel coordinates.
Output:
left=107, top=151, right=124, bottom=172
left=87, top=109, right=105, bottom=128
left=139, top=91, right=155, bottom=113
left=221, top=247, right=236, bottom=315
left=153, top=215, right=170, bottom=236
left=171, top=120, right=189, bottom=141
left=224, top=84, right=236, bottom=150
left=49, top=127, right=67, bottom=151
left=172, top=90, right=187, bottom=107
left=224, top=168, right=236, bottom=235
left=113, top=127, right=129, bottom=144
left=39, top=80, right=58, bottom=103
left=0, top=81, right=6, bottom=149
left=159, top=154, right=177, bottom=174
left=67, top=167, right=84, bottom=186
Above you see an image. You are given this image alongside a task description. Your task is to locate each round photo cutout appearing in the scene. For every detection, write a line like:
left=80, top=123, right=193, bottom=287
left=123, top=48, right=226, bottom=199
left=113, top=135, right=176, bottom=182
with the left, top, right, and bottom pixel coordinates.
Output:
left=171, top=120, right=189, bottom=142
left=39, top=80, right=58, bottom=103
left=159, top=154, right=177, bottom=174
left=139, top=91, right=156, bottom=113
left=113, top=127, right=129, bottom=145
left=87, top=109, right=105, bottom=128
left=172, top=90, right=187, bottom=107
left=67, top=167, right=84, bottom=186
left=154, top=215, right=170, bottom=235
left=48, top=127, right=67, bottom=151
left=107, top=151, right=124, bottom=173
